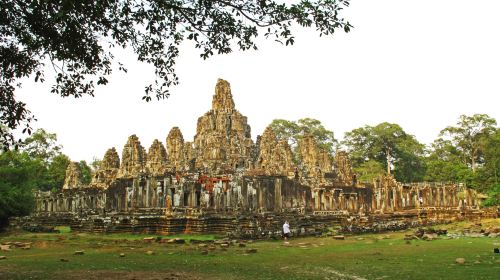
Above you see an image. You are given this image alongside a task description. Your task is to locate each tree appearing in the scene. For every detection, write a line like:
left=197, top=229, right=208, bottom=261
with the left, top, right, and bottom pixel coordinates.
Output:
left=1, top=0, right=353, bottom=148
left=472, top=128, right=500, bottom=194
left=79, top=160, right=92, bottom=185
left=0, top=150, right=38, bottom=228
left=342, top=122, right=425, bottom=182
left=44, top=154, right=71, bottom=192
left=22, top=128, right=62, bottom=163
left=269, top=118, right=337, bottom=154
left=90, top=157, right=102, bottom=172
left=354, top=159, right=385, bottom=182
left=19, top=128, right=71, bottom=191
left=440, top=114, right=497, bottom=173
left=482, top=184, right=500, bottom=207
left=424, top=138, right=472, bottom=183
left=482, top=129, right=500, bottom=186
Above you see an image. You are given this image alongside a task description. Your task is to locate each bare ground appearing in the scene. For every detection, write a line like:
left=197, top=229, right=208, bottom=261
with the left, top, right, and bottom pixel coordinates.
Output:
left=0, top=266, right=204, bottom=280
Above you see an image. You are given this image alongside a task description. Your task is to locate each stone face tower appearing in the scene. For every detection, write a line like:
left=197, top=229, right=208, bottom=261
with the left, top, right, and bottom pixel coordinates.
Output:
left=255, top=126, right=294, bottom=176
left=62, top=162, right=83, bottom=190
left=335, top=151, right=355, bottom=185
left=90, top=147, right=120, bottom=189
left=166, top=127, right=185, bottom=171
left=101, top=148, right=120, bottom=170
left=299, top=133, right=332, bottom=183
left=118, top=134, right=147, bottom=178
left=146, top=139, right=168, bottom=176
left=193, top=79, right=254, bottom=173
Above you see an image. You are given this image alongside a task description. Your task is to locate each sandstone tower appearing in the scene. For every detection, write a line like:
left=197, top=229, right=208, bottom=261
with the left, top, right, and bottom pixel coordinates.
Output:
left=193, top=79, right=254, bottom=172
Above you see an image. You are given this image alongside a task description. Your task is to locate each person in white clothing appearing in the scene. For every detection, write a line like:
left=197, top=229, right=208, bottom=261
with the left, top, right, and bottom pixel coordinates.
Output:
left=283, top=221, right=290, bottom=242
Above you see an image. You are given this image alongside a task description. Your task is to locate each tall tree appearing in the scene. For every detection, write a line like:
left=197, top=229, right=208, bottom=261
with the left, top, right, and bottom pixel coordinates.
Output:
left=269, top=118, right=337, bottom=154
left=22, top=128, right=63, bottom=163
left=44, top=154, right=71, bottom=192
left=472, top=128, right=500, bottom=194
left=20, top=128, right=71, bottom=191
left=424, top=138, right=472, bottom=183
left=440, top=114, right=497, bottom=173
left=482, top=129, right=500, bottom=186
left=342, top=122, right=425, bottom=182
left=1, top=0, right=352, bottom=148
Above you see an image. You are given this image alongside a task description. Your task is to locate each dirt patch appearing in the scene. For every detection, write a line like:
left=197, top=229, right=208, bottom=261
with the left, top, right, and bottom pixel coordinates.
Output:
left=34, top=240, right=49, bottom=248
left=0, top=266, right=204, bottom=280
left=56, top=270, right=203, bottom=280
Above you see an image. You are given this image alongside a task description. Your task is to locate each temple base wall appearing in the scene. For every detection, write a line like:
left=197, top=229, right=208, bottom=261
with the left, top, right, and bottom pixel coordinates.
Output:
left=11, top=208, right=497, bottom=238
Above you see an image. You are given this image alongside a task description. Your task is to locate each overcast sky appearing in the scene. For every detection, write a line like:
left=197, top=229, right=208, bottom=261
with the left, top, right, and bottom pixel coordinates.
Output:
left=16, top=0, right=500, bottom=163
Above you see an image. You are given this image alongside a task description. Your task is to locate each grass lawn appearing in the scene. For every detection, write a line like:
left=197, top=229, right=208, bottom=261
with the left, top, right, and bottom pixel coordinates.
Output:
left=0, top=219, right=499, bottom=280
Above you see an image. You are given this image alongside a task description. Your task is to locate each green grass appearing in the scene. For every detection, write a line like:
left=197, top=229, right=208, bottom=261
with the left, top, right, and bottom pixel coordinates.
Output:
left=0, top=219, right=499, bottom=279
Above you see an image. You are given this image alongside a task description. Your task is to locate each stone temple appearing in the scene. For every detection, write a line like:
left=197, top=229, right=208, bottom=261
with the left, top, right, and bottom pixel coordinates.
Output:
left=26, top=79, right=492, bottom=237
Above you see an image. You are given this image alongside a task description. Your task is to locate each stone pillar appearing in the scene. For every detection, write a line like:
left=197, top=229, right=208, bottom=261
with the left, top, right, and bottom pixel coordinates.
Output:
left=321, top=190, right=325, bottom=210
left=313, top=190, right=319, bottom=210
left=372, top=190, right=377, bottom=212
left=123, top=187, right=127, bottom=212
left=429, top=187, right=434, bottom=207
left=258, top=182, right=264, bottom=211
left=132, top=179, right=138, bottom=209
left=226, top=182, right=231, bottom=208
left=146, top=179, right=150, bottom=208
left=274, top=178, right=282, bottom=212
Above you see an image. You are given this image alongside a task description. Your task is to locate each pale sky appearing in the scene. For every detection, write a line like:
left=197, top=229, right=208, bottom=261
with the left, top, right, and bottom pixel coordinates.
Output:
left=16, top=0, right=500, bottom=163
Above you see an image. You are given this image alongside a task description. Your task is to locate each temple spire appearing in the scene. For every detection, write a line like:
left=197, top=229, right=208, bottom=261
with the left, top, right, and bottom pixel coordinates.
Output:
left=212, top=78, right=235, bottom=111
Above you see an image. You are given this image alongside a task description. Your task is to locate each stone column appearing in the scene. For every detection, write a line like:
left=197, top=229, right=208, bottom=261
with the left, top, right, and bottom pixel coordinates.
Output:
left=313, top=190, right=319, bottom=210
left=125, top=187, right=130, bottom=211
left=429, top=187, right=434, bottom=207
left=274, top=178, right=282, bottom=212
left=258, top=182, right=264, bottom=211
left=146, top=179, right=150, bottom=208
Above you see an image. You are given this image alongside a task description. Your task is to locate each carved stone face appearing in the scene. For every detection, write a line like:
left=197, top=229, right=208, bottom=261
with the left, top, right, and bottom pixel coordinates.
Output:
left=167, top=127, right=185, bottom=168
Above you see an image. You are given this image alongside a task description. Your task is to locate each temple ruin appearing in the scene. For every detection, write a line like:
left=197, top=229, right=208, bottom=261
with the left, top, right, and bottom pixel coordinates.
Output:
left=27, top=79, right=492, bottom=237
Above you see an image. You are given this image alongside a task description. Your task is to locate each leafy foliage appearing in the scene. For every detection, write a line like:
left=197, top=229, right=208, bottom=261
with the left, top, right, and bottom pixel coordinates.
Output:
left=79, top=160, right=92, bottom=185
left=0, top=151, right=37, bottom=228
left=439, top=114, right=497, bottom=172
left=481, top=129, right=500, bottom=187
left=44, top=154, right=71, bottom=192
left=482, top=184, right=500, bottom=207
left=424, top=115, right=498, bottom=196
left=269, top=118, right=337, bottom=154
left=1, top=0, right=352, bottom=148
left=22, top=128, right=62, bottom=163
left=353, top=159, right=385, bottom=182
left=90, top=157, right=102, bottom=172
left=342, top=122, right=425, bottom=182
left=424, top=138, right=472, bottom=183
